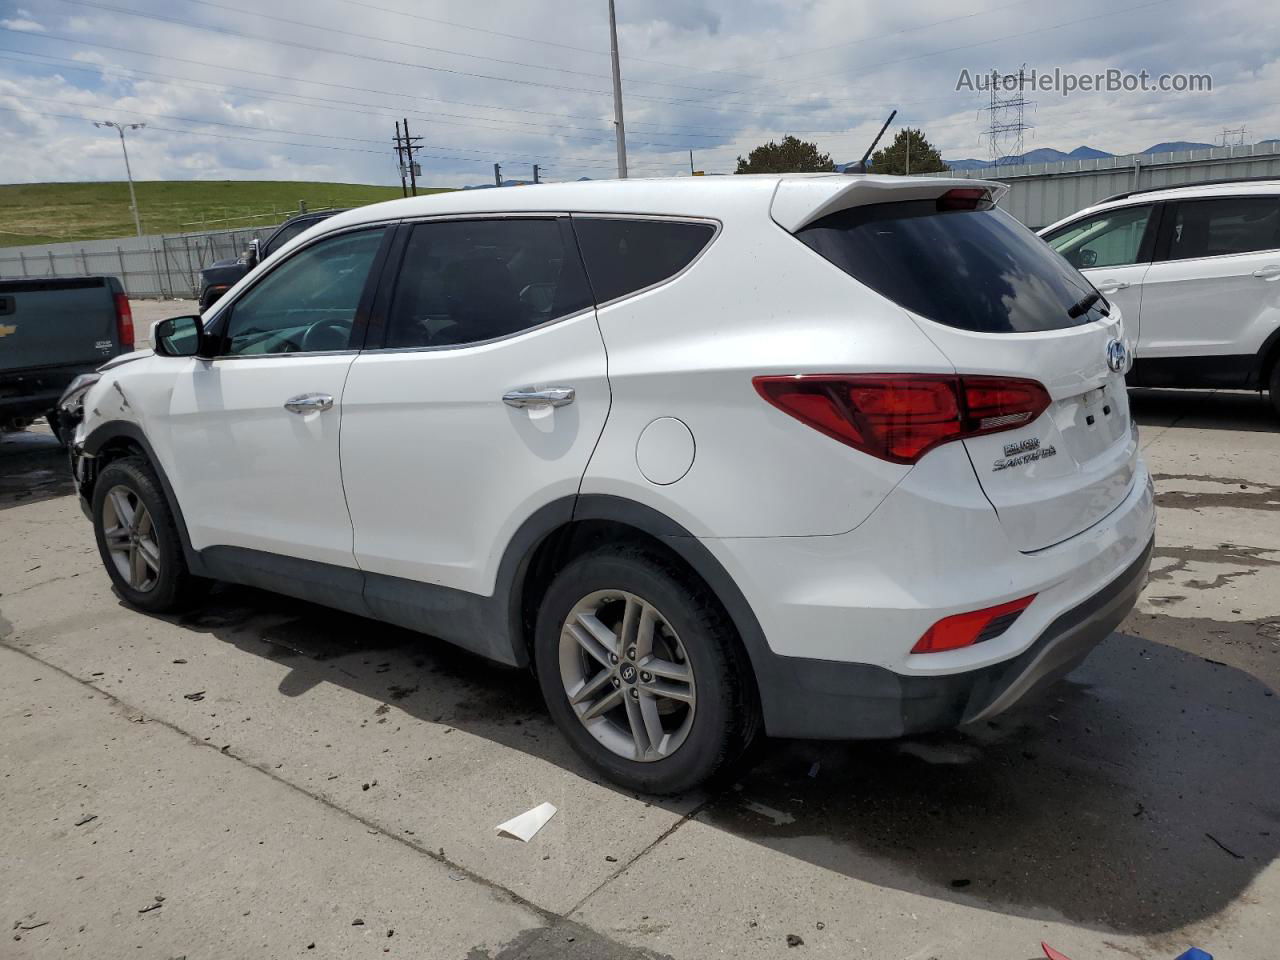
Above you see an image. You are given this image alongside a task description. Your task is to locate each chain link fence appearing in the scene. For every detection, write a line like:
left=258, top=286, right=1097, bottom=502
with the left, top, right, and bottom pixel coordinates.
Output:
left=0, top=222, right=286, bottom=299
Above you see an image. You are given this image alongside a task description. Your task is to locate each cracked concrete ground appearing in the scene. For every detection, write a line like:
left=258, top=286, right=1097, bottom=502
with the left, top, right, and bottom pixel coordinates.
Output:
left=1, top=385, right=1277, bottom=959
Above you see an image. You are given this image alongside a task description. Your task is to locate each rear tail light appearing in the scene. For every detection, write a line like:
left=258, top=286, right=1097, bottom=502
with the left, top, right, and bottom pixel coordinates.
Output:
left=912, top=594, right=1036, bottom=654
left=113, top=292, right=134, bottom=348
left=753, top=374, right=1050, bottom=464
left=936, top=187, right=994, bottom=211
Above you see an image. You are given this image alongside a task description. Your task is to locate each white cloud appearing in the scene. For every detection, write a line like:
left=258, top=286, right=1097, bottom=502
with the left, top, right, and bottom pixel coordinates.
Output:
left=0, top=0, right=1275, bottom=188
left=0, top=16, right=45, bottom=32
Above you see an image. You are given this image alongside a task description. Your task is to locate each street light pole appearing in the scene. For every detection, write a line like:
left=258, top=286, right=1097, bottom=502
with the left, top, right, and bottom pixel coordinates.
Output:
left=95, top=121, right=146, bottom=237
left=607, top=0, right=628, bottom=179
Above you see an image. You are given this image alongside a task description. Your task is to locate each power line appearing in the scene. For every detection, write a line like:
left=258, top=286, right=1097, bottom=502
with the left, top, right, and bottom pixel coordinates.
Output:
left=1, top=102, right=675, bottom=171
left=53, top=0, right=766, bottom=99
left=2, top=95, right=678, bottom=172
left=0, top=28, right=872, bottom=121
left=325, top=0, right=771, bottom=83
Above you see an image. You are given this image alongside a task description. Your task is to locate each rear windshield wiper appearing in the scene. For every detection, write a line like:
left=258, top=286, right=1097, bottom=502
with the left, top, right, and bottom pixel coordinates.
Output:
left=1067, top=290, right=1109, bottom=319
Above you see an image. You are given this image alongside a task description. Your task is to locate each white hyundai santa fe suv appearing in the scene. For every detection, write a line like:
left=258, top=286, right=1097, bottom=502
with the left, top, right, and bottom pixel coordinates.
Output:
left=62, top=174, right=1155, bottom=794
left=1040, top=179, right=1280, bottom=415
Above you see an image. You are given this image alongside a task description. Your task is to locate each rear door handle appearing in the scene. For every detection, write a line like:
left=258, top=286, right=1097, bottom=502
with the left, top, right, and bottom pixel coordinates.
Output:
left=1253, top=265, right=1280, bottom=280
left=503, top=386, right=575, bottom=409
left=284, top=393, right=334, bottom=414
left=1097, top=280, right=1130, bottom=293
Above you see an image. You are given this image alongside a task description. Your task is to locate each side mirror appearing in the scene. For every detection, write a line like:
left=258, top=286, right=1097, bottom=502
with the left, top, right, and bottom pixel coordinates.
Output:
left=1077, top=248, right=1098, bottom=268
left=153, top=315, right=204, bottom=358
left=246, top=237, right=262, bottom=268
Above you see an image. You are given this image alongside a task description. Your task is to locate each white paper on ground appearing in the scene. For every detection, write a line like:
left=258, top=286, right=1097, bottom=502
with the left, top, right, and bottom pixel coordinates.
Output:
left=494, top=802, right=558, bottom=842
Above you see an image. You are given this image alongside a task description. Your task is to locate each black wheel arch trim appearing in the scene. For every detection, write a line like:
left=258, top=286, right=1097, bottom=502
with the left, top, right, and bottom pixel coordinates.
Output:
left=81, top=420, right=210, bottom=577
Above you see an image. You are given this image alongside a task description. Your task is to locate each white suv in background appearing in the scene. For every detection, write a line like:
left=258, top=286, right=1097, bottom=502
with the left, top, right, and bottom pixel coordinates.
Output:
left=1041, top=179, right=1280, bottom=414
left=61, top=175, right=1155, bottom=794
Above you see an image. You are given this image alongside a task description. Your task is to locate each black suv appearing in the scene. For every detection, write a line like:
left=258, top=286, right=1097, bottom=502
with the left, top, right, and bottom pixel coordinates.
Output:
left=198, top=210, right=343, bottom=311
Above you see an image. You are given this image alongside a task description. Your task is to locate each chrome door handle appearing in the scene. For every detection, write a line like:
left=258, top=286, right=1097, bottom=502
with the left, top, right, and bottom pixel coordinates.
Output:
left=1097, top=280, right=1130, bottom=293
left=283, top=393, right=334, bottom=414
left=1253, top=265, right=1280, bottom=280
left=502, top=386, right=575, bottom=409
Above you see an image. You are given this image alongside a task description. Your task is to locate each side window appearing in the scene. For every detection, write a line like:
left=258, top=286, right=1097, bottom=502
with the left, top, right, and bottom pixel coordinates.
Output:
left=1167, top=197, right=1280, bottom=260
left=384, top=218, right=592, bottom=349
left=572, top=218, right=716, bottom=303
left=222, top=227, right=385, bottom=356
left=263, top=218, right=315, bottom=257
left=1043, top=205, right=1152, bottom=269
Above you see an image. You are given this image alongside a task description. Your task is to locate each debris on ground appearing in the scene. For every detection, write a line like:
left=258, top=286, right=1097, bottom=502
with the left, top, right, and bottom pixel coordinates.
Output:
left=138, top=896, right=165, bottom=914
left=807, top=762, right=820, bottom=778
left=786, top=933, right=804, bottom=947
left=1205, top=833, right=1244, bottom=859
left=352, top=918, right=364, bottom=926
left=74, top=814, right=97, bottom=827
left=742, top=800, right=795, bottom=825
left=182, top=691, right=205, bottom=701
left=494, top=802, right=557, bottom=842
left=950, top=878, right=971, bottom=888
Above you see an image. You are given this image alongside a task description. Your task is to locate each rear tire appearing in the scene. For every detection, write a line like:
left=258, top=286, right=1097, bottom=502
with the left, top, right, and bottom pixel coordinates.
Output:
left=1269, top=361, right=1280, bottom=420
left=92, top=457, right=200, bottom=613
left=533, top=544, right=759, bottom=795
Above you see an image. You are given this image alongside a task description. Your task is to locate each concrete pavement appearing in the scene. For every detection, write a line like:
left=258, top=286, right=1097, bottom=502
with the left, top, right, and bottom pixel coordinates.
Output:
left=1, top=386, right=1277, bottom=959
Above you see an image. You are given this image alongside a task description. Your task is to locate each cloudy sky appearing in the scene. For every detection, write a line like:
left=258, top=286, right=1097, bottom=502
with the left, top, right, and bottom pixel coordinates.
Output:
left=0, top=0, right=1275, bottom=187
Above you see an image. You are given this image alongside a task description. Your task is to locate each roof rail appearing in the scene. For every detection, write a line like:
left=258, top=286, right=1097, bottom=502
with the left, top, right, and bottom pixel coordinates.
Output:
left=1101, top=174, right=1280, bottom=204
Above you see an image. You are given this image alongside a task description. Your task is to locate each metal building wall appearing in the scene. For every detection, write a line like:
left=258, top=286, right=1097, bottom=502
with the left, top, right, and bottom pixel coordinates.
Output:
left=928, top=142, right=1280, bottom=229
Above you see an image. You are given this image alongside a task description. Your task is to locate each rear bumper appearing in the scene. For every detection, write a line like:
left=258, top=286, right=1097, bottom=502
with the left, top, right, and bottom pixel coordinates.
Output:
left=702, top=441, right=1156, bottom=739
left=0, top=362, right=105, bottom=420
left=755, top=537, right=1151, bottom=739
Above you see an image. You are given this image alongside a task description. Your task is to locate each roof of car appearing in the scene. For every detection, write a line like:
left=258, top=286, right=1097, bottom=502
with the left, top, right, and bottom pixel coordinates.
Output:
left=1038, top=178, right=1280, bottom=235
left=317, top=173, right=1000, bottom=235
left=1097, top=178, right=1280, bottom=206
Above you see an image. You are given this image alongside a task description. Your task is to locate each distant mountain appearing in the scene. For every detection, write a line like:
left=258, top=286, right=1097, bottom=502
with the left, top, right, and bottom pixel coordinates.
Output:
left=941, top=141, right=1233, bottom=170
left=1140, top=141, right=1214, bottom=154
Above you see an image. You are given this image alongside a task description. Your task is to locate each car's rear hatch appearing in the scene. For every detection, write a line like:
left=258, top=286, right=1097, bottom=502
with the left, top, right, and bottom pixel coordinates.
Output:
left=784, top=177, right=1138, bottom=552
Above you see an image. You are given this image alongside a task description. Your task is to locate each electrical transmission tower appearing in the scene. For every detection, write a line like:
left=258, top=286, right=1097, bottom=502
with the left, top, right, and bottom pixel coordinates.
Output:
left=1217, top=126, right=1247, bottom=147
left=981, top=65, right=1035, bottom=165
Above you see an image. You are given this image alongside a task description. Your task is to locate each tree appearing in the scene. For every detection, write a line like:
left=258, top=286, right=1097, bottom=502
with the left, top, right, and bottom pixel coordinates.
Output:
left=869, top=128, right=948, bottom=175
left=735, top=136, right=834, bottom=174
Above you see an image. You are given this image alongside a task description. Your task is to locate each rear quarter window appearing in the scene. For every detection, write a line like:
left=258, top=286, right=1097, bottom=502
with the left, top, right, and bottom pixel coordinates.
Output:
left=572, top=217, right=716, bottom=304
left=797, top=201, right=1106, bottom=333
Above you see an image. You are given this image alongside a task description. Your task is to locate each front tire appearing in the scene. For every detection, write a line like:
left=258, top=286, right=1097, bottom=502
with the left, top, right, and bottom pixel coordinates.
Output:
left=92, top=457, right=198, bottom=613
left=533, top=545, right=758, bottom=794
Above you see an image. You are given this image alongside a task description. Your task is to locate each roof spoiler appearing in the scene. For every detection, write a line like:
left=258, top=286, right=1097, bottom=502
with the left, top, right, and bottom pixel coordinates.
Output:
left=770, top=177, right=1009, bottom=233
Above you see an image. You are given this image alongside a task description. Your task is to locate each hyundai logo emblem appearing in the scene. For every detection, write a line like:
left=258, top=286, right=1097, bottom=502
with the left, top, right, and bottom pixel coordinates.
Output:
left=1106, top=339, right=1128, bottom=373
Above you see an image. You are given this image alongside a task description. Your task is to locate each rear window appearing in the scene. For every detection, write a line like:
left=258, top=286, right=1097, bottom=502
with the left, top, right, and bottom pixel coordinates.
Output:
left=797, top=201, right=1105, bottom=333
left=572, top=217, right=715, bottom=304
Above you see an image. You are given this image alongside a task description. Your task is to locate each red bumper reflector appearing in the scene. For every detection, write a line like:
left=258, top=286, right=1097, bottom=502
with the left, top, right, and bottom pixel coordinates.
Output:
left=912, top=594, right=1036, bottom=654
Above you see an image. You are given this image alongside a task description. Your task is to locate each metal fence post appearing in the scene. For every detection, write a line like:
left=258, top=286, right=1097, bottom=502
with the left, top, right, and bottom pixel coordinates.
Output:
left=153, top=247, right=165, bottom=298
left=19, top=251, right=27, bottom=277
left=48, top=250, right=56, bottom=276
left=117, top=246, right=129, bottom=296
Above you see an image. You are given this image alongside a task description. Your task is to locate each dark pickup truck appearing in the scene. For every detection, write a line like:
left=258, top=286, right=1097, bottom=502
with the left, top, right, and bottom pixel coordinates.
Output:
left=198, top=209, right=342, bottom=311
left=0, top=276, right=134, bottom=439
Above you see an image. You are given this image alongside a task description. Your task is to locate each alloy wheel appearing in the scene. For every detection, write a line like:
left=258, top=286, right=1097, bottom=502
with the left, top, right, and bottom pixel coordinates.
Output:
left=101, top=484, right=161, bottom=592
left=558, top=589, right=696, bottom=762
